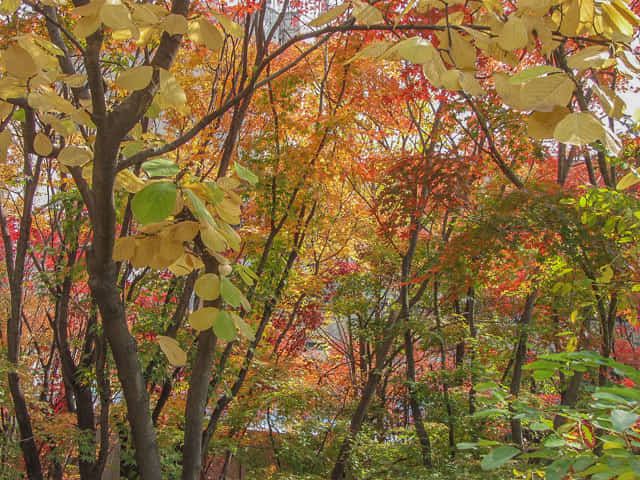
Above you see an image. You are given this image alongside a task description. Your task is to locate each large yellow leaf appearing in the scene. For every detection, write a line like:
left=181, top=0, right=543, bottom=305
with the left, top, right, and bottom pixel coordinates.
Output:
left=346, top=41, right=393, bottom=63
left=163, top=13, right=188, bottom=35
left=352, top=0, right=384, bottom=25
left=58, top=145, right=92, bottom=167
left=526, top=107, right=570, bottom=139
left=188, top=18, right=223, bottom=51
left=459, top=72, right=485, bottom=96
left=113, top=236, right=137, bottom=261
left=593, top=84, right=624, bottom=119
left=189, top=307, right=219, bottom=331
left=494, top=72, right=574, bottom=111
left=557, top=0, right=580, bottom=36
left=553, top=112, right=604, bottom=146
left=217, top=222, right=241, bottom=251
left=309, top=3, right=348, bottom=27
left=213, top=13, right=244, bottom=38
left=115, top=169, right=146, bottom=193
left=100, top=3, right=135, bottom=32
left=194, top=273, right=220, bottom=301
left=1, top=44, right=37, bottom=79
left=566, top=46, right=609, bottom=71
left=158, top=69, right=186, bottom=105
left=497, top=15, right=528, bottom=51
left=162, top=221, right=200, bottom=242
left=73, top=15, right=101, bottom=38
left=392, top=37, right=438, bottom=64
left=450, top=31, right=476, bottom=69
left=33, top=133, right=53, bottom=156
left=517, top=0, right=551, bottom=15
left=201, top=225, right=228, bottom=252
left=616, top=172, right=640, bottom=191
left=114, top=66, right=153, bottom=91
left=422, top=51, right=447, bottom=87
left=157, top=335, right=187, bottom=366
left=168, top=252, right=203, bottom=276
left=28, top=91, right=75, bottom=114
left=0, top=130, right=11, bottom=163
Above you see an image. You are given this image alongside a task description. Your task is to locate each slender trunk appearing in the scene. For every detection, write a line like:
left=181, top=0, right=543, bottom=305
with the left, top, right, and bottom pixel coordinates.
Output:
left=434, top=282, right=455, bottom=457
left=510, top=291, right=537, bottom=446
left=1, top=109, right=44, bottom=480
left=404, top=329, right=432, bottom=467
left=465, top=288, right=477, bottom=440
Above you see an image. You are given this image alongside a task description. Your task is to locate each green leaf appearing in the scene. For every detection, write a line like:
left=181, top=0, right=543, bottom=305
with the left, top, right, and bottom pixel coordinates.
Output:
left=572, top=455, right=597, bottom=473
left=131, top=181, right=176, bottom=225
left=230, top=312, right=254, bottom=340
left=213, top=310, right=236, bottom=343
left=545, top=459, right=572, bottom=480
left=611, top=409, right=638, bottom=432
left=220, top=276, right=250, bottom=310
left=509, top=66, right=563, bottom=84
left=142, top=158, right=180, bottom=178
left=481, top=446, right=520, bottom=470
left=456, top=442, right=478, bottom=450
left=185, top=188, right=216, bottom=227
left=235, top=162, right=258, bottom=185
left=529, top=421, right=552, bottom=431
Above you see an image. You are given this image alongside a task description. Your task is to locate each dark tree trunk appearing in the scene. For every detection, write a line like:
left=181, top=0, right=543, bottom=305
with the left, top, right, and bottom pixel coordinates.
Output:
left=404, top=329, right=432, bottom=467
left=510, top=291, right=537, bottom=446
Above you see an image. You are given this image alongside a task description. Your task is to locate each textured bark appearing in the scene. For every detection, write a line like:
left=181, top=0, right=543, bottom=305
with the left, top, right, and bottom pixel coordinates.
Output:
left=510, top=291, right=537, bottom=446
left=1, top=109, right=44, bottom=480
left=404, top=330, right=432, bottom=467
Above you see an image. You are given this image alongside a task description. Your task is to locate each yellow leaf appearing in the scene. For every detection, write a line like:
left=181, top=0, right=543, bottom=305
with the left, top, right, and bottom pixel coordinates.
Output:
left=63, top=74, right=87, bottom=88
left=73, top=15, right=101, bottom=38
left=168, top=252, right=203, bottom=276
left=157, top=335, right=187, bottom=366
left=217, top=177, right=241, bottom=191
left=201, top=225, right=228, bottom=252
left=132, top=4, right=163, bottom=27
left=115, top=169, right=146, bottom=193
left=113, top=237, right=137, bottom=261
left=517, top=0, right=551, bottom=15
left=450, top=31, right=476, bottom=69
left=163, top=13, right=188, bottom=35
left=161, top=221, right=200, bottom=242
left=33, top=133, right=52, bottom=156
left=346, top=41, right=393, bottom=63
left=213, top=12, right=244, bottom=38
left=189, top=307, right=219, bottom=331
left=58, top=145, right=92, bottom=167
left=1, top=44, right=37, bottom=79
left=28, top=91, right=75, bottom=114
left=526, top=106, right=570, bottom=139
left=441, top=69, right=462, bottom=91
left=0, top=130, right=11, bottom=163
left=114, top=66, right=153, bottom=91
left=0, top=101, right=11, bottom=122
left=481, top=0, right=503, bottom=15
left=100, top=3, right=135, bottom=32
left=158, top=69, right=186, bottom=105
left=602, top=3, right=634, bottom=37
left=616, top=172, right=640, bottom=191
left=352, top=0, right=384, bottom=25
left=214, top=198, right=241, bottom=225
left=188, top=18, right=223, bottom=51
left=151, top=240, right=184, bottom=270
left=71, top=0, right=104, bottom=17
left=41, top=113, right=75, bottom=137
left=422, top=51, right=447, bottom=87
left=0, top=0, right=21, bottom=14
left=217, top=222, right=241, bottom=251
left=557, top=0, right=580, bottom=36
left=194, top=274, right=220, bottom=301
left=566, top=46, right=610, bottom=71
left=593, top=84, right=624, bottom=119
left=494, top=73, right=574, bottom=111
left=553, top=112, right=605, bottom=146
left=391, top=37, right=438, bottom=64
left=497, top=15, right=528, bottom=51
left=459, top=72, right=485, bottom=96
left=475, top=37, right=519, bottom=67
left=309, top=2, right=348, bottom=27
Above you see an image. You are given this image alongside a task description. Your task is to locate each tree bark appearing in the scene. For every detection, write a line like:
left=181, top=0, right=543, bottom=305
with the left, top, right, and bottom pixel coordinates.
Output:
left=510, top=291, right=537, bottom=446
left=404, top=329, right=432, bottom=467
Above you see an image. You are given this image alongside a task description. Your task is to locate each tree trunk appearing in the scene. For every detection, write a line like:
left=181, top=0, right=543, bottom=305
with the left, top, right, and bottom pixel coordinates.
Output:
left=404, top=329, right=432, bottom=467
left=510, top=291, right=537, bottom=446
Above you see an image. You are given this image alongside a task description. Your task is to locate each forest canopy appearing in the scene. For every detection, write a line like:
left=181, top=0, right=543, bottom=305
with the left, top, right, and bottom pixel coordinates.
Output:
left=1, top=0, right=640, bottom=479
